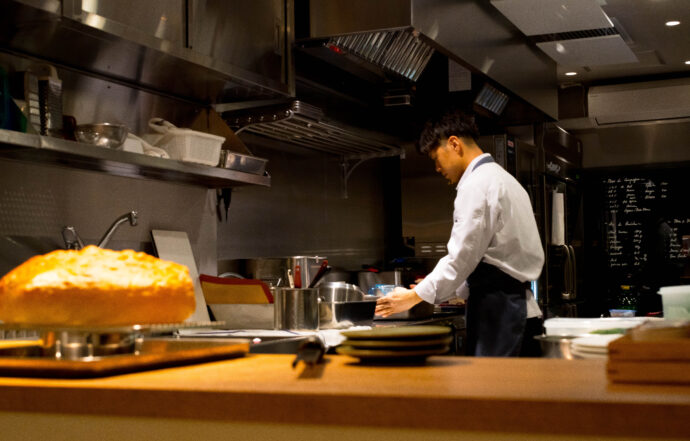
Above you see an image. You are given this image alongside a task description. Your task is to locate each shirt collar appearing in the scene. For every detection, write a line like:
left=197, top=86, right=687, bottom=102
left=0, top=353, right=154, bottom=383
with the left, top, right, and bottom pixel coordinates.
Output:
left=456, top=153, right=492, bottom=190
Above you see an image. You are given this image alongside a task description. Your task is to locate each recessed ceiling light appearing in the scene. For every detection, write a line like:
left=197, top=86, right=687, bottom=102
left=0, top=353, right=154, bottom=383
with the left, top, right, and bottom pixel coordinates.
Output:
left=565, top=72, right=578, bottom=76
left=665, top=20, right=681, bottom=27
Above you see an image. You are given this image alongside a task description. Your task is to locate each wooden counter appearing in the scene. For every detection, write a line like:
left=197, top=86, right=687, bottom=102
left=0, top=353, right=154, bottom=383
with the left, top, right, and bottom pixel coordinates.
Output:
left=0, top=354, right=689, bottom=440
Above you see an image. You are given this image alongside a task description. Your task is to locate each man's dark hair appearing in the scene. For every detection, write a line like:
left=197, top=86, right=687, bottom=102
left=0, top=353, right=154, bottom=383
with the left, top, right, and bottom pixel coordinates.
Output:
left=417, top=110, right=480, bottom=155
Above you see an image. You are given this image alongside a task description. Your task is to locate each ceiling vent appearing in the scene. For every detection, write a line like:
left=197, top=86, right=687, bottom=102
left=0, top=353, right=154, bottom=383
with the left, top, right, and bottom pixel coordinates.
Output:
left=475, top=83, right=509, bottom=115
left=490, top=0, right=638, bottom=67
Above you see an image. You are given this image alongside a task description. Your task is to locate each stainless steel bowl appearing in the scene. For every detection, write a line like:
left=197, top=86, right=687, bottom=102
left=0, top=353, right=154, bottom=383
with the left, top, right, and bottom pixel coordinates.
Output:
left=75, top=123, right=129, bottom=149
left=318, top=281, right=368, bottom=302
left=534, top=335, right=577, bottom=359
left=317, top=282, right=377, bottom=328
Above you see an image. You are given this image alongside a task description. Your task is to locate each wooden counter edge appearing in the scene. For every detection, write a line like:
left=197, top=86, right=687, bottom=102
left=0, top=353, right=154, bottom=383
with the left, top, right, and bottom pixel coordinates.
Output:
left=0, top=354, right=688, bottom=438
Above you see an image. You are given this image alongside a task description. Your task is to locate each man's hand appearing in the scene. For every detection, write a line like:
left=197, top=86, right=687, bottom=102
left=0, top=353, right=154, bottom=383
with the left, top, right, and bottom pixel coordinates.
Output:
left=375, top=287, right=424, bottom=318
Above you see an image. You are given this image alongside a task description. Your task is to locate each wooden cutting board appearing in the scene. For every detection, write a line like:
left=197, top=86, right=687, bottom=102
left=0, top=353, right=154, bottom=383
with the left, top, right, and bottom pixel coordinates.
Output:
left=608, top=334, right=690, bottom=361
left=607, top=334, right=690, bottom=384
left=151, top=230, right=210, bottom=323
left=0, top=338, right=249, bottom=378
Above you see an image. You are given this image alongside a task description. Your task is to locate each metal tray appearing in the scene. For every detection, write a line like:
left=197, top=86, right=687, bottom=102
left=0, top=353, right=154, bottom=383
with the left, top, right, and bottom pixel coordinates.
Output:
left=219, top=150, right=268, bottom=175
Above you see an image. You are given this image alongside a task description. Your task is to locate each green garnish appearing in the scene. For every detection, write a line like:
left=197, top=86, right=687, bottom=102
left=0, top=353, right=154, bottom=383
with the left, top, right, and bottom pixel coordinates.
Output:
left=590, top=328, right=626, bottom=335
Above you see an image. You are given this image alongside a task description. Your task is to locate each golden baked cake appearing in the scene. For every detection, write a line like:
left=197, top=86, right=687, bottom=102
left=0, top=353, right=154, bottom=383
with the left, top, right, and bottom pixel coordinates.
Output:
left=0, top=246, right=195, bottom=326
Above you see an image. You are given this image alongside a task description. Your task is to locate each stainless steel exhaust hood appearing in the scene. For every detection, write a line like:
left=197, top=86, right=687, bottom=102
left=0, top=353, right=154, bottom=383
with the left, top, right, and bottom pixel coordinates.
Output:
left=297, top=0, right=558, bottom=120
left=324, top=30, right=435, bottom=82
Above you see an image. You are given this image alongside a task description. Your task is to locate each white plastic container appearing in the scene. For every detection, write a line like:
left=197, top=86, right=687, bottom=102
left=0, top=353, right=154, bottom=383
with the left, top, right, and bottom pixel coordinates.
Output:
left=658, top=285, right=690, bottom=319
left=148, top=118, right=224, bottom=166
left=544, top=317, right=652, bottom=336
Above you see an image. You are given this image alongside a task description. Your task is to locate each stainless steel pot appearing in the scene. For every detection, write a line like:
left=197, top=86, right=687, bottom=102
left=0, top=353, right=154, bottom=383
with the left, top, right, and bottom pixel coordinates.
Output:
left=273, top=288, right=319, bottom=331
left=246, top=256, right=327, bottom=288
left=317, top=282, right=377, bottom=328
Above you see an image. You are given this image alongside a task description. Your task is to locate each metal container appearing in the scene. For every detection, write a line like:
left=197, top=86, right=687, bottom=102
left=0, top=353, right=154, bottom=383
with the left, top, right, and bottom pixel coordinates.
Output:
left=75, top=123, right=128, bottom=149
left=534, top=335, right=576, bottom=359
left=219, top=150, right=268, bottom=175
left=357, top=271, right=381, bottom=294
left=246, top=256, right=327, bottom=288
left=318, top=282, right=368, bottom=302
left=317, top=282, right=377, bottom=328
left=274, top=288, right=319, bottom=331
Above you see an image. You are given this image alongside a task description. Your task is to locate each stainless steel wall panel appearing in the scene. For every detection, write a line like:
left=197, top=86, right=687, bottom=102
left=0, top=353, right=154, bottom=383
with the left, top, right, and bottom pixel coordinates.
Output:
left=1, top=0, right=292, bottom=104
left=189, top=0, right=288, bottom=88
left=78, top=0, right=186, bottom=44
left=0, top=160, right=217, bottom=278
left=216, top=133, right=389, bottom=271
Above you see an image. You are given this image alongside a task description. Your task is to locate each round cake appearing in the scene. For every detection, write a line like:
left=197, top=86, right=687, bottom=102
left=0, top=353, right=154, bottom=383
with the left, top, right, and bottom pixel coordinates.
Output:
left=0, top=246, right=196, bottom=326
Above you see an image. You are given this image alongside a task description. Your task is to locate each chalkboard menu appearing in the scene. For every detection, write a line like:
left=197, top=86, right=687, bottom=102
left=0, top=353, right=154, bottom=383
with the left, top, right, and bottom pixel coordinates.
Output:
left=598, top=170, right=689, bottom=273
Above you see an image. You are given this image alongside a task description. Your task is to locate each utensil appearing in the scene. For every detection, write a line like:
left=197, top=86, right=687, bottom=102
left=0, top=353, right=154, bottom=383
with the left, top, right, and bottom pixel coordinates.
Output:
left=308, top=260, right=330, bottom=288
left=287, top=269, right=294, bottom=288
left=34, top=64, right=62, bottom=136
left=292, top=335, right=325, bottom=368
left=245, top=257, right=326, bottom=290
left=75, top=123, right=128, bottom=149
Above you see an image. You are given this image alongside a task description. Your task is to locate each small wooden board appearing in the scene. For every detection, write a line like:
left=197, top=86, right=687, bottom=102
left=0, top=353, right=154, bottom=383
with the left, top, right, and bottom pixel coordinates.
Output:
left=607, top=360, right=690, bottom=385
left=608, top=334, right=690, bottom=361
left=0, top=338, right=249, bottom=378
left=607, top=334, right=690, bottom=384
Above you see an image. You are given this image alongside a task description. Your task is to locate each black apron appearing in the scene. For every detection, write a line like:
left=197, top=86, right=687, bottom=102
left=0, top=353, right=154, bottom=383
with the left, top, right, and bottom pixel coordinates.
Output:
left=463, top=156, right=527, bottom=357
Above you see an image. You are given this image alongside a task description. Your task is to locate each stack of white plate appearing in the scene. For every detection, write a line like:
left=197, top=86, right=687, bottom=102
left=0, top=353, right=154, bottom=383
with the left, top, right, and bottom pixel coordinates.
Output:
left=570, top=334, right=621, bottom=359
left=336, top=326, right=451, bottom=363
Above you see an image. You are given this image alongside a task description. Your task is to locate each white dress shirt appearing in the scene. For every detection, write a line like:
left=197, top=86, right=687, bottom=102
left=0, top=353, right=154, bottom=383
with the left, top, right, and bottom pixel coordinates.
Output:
left=415, top=153, right=545, bottom=312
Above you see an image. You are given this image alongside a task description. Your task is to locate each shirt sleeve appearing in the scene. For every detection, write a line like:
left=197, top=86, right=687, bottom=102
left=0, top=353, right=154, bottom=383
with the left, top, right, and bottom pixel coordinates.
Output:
left=415, top=179, right=502, bottom=304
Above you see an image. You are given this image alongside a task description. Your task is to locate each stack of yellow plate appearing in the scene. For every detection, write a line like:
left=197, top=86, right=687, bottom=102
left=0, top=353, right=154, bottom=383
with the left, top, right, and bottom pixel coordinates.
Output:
left=336, top=326, right=451, bottom=362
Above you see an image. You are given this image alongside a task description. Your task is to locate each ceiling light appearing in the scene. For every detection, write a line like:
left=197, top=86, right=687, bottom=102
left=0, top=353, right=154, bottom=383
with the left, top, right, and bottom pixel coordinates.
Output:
left=665, top=20, right=681, bottom=27
left=685, top=60, right=690, bottom=65
left=565, top=72, right=578, bottom=76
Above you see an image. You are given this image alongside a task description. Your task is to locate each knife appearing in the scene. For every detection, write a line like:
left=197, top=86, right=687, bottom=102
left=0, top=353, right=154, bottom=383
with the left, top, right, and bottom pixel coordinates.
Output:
left=294, top=265, right=302, bottom=288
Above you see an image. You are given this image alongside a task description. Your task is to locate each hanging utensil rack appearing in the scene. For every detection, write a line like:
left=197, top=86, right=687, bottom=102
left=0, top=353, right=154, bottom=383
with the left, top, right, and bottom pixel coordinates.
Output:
left=217, top=100, right=404, bottom=197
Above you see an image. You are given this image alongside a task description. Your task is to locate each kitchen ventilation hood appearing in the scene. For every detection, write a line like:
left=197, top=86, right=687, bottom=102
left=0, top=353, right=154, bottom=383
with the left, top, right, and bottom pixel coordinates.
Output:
left=295, top=0, right=558, bottom=120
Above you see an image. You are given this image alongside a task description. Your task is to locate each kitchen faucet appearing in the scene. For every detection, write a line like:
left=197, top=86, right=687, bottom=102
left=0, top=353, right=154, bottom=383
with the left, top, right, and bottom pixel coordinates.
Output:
left=62, top=211, right=138, bottom=250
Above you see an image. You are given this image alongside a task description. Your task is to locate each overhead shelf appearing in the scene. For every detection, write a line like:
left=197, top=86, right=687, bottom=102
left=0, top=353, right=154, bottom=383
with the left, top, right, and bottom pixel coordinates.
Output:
left=218, top=100, right=403, bottom=160
left=0, top=129, right=270, bottom=188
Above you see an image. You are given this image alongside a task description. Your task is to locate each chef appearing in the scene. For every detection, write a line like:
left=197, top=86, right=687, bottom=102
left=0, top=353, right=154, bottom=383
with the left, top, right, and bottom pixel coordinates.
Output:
left=375, top=110, right=544, bottom=356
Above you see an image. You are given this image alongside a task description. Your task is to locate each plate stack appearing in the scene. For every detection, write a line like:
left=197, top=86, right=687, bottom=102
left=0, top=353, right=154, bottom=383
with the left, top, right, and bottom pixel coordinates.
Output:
left=570, top=335, right=620, bottom=359
left=336, top=326, right=451, bottom=363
